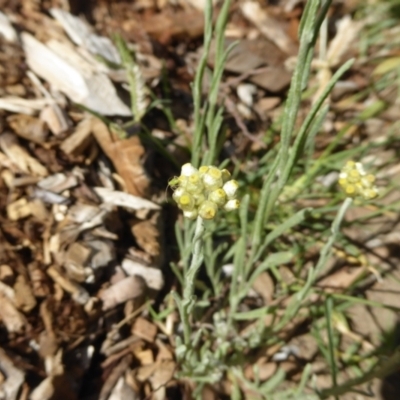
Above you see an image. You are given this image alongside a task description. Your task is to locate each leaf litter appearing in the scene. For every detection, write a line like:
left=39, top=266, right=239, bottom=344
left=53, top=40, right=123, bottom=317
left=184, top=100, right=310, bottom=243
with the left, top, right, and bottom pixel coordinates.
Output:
left=0, top=0, right=399, bottom=399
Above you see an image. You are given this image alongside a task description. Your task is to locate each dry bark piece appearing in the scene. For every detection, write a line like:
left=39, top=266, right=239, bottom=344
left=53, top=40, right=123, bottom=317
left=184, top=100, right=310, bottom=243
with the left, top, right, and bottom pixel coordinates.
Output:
left=99, top=354, right=132, bottom=400
left=86, top=239, right=114, bottom=270
left=92, top=118, right=151, bottom=197
left=0, top=348, right=24, bottom=400
left=31, top=186, right=70, bottom=205
left=13, top=274, right=37, bottom=312
left=249, top=66, right=292, bottom=93
left=100, top=275, right=146, bottom=311
left=94, top=187, right=160, bottom=211
left=131, top=212, right=163, bottom=267
left=47, top=265, right=89, bottom=304
left=133, top=349, right=154, bottom=367
left=60, top=117, right=93, bottom=156
left=121, top=259, right=164, bottom=290
left=241, top=2, right=297, bottom=56
left=317, top=266, right=366, bottom=291
left=141, top=8, right=205, bottom=43
left=108, top=376, right=140, bottom=400
left=7, top=114, right=49, bottom=144
left=209, top=38, right=286, bottom=73
left=251, top=271, right=274, bottom=304
left=149, top=360, right=175, bottom=394
left=50, top=8, right=121, bottom=64
left=0, top=132, right=48, bottom=176
left=40, top=105, right=70, bottom=136
left=0, top=11, right=18, bottom=42
left=38, top=173, right=78, bottom=193
left=131, top=317, right=158, bottom=343
left=0, top=292, right=27, bottom=333
left=0, top=97, right=51, bottom=114
left=6, top=198, right=31, bottom=221
left=21, top=33, right=131, bottom=116
left=63, top=242, right=92, bottom=282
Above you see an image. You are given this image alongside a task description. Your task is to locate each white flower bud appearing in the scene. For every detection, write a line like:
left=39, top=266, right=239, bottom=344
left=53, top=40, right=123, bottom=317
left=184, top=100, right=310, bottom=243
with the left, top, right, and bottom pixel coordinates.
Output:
left=181, top=163, right=198, bottom=177
left=193, top=192, right=206, bottom=205
left=203, top=167, right=223, bottom=191
left=172, top=187, right=185, bottom=202
left=223, top=180, right=239, bottom=199
left=199, top=200, right=218, bottom=220
left=221, top=169, right=231, bottom=183
left=224, top=199, right=240, bottom=211
left=208, top=188, right=227, bottom=206
left=185, top=172, right=204, bottom=193
left=177, top=191, right=195, bottom=211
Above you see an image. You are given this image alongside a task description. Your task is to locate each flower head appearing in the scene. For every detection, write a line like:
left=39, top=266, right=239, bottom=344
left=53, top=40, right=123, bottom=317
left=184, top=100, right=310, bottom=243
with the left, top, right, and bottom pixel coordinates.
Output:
left=338, top=161, right=379, bottom=200
left=171, top=163, right=240, bottom=219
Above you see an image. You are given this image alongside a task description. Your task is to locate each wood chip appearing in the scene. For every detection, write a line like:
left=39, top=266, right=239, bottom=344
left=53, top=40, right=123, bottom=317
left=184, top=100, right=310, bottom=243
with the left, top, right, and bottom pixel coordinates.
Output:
left=38, top=173, right=78, bottom=193
left=99, top=276, right=146, bottom=311
left=0, top=97, right=50, bottom=115
left=94, top=187, right=160, bottom=211
left=121, top=259, right=164, bottom=290
left=50, top=8, right=121, bottom=64
left=0, top=348, right=25, bottom=400
left=241, top=2, right=297, bottom=56
left=40, top=105, right=70, bottom=136
left=251, top=271, right=274, bottom=304
left=60, top=116, right=93, bottom=156
left=14, top=274, right=37, bottom=312
left=7, top=198, right=32, bottom=221
left=21, top=33, right=131, bottom=116
left=47, top=265, right=89, bottom=304
left=0, top=11, right=18, bottom=42
left=92, top=119, right=151, bottom=197
left=0, top=293, right=27, bottom=333
left=0, top=132, right=48, bottom=176
left=131, top=317, right=158, bottom=343
left=7, top=114, right=49, bottom=144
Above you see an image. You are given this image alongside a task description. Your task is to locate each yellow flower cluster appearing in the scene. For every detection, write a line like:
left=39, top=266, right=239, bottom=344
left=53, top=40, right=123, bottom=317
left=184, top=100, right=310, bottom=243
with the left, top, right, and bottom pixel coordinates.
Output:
left=171, top=163, right=240, bottom=220
left=338, top=161, right=378, bottom=200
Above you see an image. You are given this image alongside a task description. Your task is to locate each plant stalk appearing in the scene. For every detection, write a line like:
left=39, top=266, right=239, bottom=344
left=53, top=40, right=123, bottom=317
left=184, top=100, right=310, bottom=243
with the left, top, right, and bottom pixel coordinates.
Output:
left=181, top=216, right=205, bottom=345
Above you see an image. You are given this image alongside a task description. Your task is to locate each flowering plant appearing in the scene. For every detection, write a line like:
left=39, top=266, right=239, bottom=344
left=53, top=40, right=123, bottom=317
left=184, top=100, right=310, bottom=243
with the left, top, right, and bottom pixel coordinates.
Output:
left=171, top=163, right=240, bottom=220
left=338, top=160, right=378, bottom=200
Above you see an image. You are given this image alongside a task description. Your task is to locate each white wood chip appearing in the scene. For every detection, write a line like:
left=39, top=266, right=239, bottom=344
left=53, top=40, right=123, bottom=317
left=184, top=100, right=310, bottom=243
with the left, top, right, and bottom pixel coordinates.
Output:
left=94, top=187, right=160, bottom=210
left=0, top=97, right=50, bottom=115
left=121, top=259, right=164, bottom=290
left=50, top=8, right=121, bottom=64
left=0, top=11, right=17, bottom=42
left=21, top=33, right=131, bottom=116
left=0, top=133, right=48, bottom=177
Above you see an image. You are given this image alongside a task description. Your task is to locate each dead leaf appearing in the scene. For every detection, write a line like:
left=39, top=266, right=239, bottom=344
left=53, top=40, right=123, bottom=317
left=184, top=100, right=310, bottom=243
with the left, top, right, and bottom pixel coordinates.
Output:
left=92, top=118, right=150, bottom=197
left=317, top=266, right=366, bottom=291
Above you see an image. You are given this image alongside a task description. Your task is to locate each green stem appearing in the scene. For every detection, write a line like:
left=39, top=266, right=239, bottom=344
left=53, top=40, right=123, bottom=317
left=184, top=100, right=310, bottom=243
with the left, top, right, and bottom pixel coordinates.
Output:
left=320, top=348, right=400, bottom=399
left=181, top=216, right=205, bottom=345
